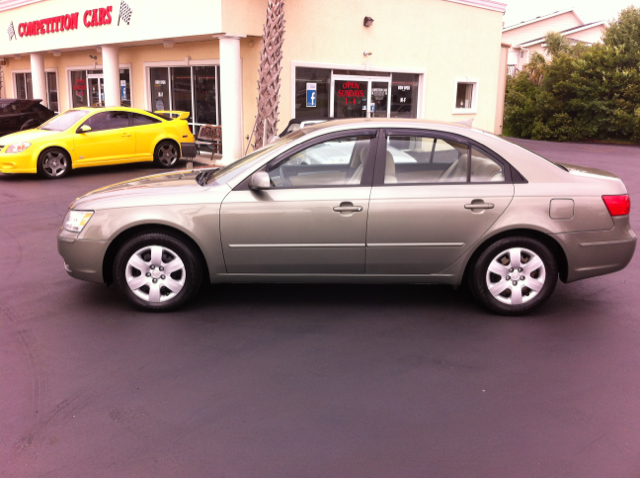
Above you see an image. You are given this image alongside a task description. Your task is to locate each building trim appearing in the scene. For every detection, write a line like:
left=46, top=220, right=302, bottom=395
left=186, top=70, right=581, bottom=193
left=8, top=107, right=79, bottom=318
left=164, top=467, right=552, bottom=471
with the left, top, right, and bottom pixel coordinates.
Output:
left=443, top=0, right=507, bottom=13
left=502, top=9, right=579, bottom=32
left=0, top=0, right=46, bottom=12
left=519, top=21, right=607, bottom=47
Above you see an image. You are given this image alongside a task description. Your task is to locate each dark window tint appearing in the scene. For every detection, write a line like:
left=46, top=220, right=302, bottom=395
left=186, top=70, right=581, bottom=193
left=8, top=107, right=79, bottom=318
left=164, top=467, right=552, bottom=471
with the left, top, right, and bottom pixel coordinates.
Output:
left=132, top=113, right=161, bottom=126
left=294, top=67, right=331, bottom=120
left=87, top=111, right=130, bottom=132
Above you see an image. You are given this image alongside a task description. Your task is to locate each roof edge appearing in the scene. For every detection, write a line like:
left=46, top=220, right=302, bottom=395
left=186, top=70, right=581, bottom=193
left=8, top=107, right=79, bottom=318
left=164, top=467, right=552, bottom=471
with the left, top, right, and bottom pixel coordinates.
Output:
left=443, top=0, right=507, bottom=14
left=519, top=21, right=607, bottom=47
left=0, top=0, right=47, bottom=12
left=503, top=9, right=577, bottom=32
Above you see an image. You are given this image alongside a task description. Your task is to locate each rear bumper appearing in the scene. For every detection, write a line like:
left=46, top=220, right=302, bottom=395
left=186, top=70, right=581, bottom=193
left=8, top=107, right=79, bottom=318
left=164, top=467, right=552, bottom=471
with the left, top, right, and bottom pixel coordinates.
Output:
left=180, top=142, right=197, bottom=158
left=553, top=216, right=637, bottom=283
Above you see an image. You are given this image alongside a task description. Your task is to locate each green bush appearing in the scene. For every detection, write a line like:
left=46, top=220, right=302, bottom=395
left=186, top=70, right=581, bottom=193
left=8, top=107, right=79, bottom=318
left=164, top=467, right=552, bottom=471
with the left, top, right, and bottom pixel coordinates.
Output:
left=504, top=7, right=640, bottom=142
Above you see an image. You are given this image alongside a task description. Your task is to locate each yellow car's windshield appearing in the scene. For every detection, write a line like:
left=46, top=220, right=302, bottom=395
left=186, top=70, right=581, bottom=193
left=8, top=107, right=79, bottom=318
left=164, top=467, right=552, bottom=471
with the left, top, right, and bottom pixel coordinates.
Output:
left=39, top=110, right=91, bottom=132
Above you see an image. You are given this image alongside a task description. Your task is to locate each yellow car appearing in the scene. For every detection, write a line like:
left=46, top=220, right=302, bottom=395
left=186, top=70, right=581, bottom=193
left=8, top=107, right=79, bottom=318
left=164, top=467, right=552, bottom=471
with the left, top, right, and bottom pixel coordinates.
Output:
left=0, top=107, right=196, bottom=179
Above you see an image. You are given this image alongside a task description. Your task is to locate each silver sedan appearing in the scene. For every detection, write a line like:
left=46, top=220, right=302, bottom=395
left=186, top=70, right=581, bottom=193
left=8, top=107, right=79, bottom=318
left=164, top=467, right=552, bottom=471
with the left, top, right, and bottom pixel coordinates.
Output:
left=57, top=119, right=636, bottom=315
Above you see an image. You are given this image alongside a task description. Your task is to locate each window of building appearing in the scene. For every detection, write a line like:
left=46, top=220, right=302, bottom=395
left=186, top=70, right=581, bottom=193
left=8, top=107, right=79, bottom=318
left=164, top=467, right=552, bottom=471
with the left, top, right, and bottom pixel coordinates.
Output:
left=294, top=67, right=421, bottom=121
left=69, top=68, right=131, bottom=108
left=14, top=72, right=33, bottom=100
left=453, top=79, right=478, bottom=114
left=14, top=71, right=59, bottom=112
left=148, top=65, right=219, bottom=134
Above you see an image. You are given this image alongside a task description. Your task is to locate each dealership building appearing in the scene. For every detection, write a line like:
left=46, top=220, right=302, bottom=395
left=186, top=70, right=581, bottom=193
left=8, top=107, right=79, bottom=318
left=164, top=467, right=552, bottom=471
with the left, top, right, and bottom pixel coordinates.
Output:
left=0, top=0, right=508, bottom=163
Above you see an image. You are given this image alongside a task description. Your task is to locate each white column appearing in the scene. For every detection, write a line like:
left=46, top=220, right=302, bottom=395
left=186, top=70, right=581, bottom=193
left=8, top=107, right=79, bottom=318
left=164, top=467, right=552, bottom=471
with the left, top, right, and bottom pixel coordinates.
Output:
left=217, top=35, right=245, bottom=165
left=101, top=45, right=120, bottom=107
left=30, top=53, right=46, bottom=106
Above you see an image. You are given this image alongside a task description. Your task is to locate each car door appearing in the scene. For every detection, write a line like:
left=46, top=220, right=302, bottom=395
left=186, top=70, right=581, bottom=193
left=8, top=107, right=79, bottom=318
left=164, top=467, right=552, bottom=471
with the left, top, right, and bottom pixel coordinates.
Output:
left=73, top=111, right=136, bottom=165
left=220, top=130, right=379, bottom=274
left=366, top=129, right=515, bottom=274
left=131, top=112, right=164, bottom=161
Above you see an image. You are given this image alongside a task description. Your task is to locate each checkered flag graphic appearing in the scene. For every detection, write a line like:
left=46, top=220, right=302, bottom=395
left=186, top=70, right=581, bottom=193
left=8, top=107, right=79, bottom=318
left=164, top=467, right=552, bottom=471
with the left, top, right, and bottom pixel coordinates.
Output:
left=7, top=21, right=16, bottom=41
left=118, top=1, right=133, bottom=26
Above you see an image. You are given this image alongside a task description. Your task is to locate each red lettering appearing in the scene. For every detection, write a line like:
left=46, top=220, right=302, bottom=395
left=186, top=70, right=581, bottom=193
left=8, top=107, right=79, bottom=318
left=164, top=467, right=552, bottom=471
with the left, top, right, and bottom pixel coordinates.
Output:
left=91, top=9, right=99, bottom=26
left=18, top=23, right=24, bottom=36
left=83, top=10, right=91, bottom=27
left=70, top=12, right=79, bottom=29
left=40, top=20, right=45, bottom=34
left=105, top=6, right=112, bottom=24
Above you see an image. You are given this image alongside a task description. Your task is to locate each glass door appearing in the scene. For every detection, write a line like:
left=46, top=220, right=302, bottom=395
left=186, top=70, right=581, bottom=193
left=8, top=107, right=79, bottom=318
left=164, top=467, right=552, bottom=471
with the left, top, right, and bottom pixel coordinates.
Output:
left=87, top=75, right=104, bottom=107
left=331, top=75, right=391, bottom=119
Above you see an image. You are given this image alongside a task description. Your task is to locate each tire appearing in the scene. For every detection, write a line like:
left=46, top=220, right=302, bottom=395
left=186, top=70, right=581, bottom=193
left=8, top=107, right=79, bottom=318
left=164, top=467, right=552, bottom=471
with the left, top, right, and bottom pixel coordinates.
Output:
left=469, top=236, right=558, bottom=315
left=113, top=231, right=203, bottom=312
left=154, top=140, right=180, bottom=169
left=38, top=148, right=71, bottom=179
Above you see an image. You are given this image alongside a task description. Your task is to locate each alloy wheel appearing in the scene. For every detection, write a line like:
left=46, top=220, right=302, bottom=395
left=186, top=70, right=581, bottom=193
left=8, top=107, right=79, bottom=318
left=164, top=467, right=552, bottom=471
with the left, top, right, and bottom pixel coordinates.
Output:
left=42, top=151, right=69, bottom=177
left=158, top=144, right=178, bottom=167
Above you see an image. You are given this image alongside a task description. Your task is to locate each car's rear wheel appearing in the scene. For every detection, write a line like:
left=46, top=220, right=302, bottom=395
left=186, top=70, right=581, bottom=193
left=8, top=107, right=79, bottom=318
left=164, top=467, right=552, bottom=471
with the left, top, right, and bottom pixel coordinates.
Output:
left=113, top=231, right=202, bottom=311
left=154, top=140, right=180, bottom=168
left=469, top=236, right=558, bottom=315
left=38, top=148, right=71, bottom=179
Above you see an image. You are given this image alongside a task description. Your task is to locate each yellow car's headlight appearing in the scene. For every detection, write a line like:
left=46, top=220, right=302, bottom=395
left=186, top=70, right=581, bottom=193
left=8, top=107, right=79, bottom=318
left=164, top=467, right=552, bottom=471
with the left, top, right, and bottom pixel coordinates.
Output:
left=63, top=210, right=94, bottom=233
left=5, top=142, right=32, bottom=153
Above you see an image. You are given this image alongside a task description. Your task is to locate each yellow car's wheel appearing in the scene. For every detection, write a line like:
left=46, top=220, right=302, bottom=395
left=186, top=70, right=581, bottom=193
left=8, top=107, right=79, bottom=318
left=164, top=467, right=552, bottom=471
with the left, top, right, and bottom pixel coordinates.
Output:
left=154, top=141, right=179, bottom=169
left=38, top=148, right=71, bottom=179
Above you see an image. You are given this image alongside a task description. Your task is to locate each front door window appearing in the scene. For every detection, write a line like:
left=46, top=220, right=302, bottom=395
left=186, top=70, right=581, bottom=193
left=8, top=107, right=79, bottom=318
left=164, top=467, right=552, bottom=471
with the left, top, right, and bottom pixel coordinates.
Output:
left=88, top=76, right=104, bottom=107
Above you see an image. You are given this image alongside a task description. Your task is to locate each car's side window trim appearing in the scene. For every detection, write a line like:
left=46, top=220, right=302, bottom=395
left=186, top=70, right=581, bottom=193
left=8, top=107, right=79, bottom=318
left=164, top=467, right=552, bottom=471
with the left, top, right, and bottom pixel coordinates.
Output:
left=78, top=110, right=132, bottom=133
left=373, top=128, right=522, bottom=187
left=234, top=129, right=381, bottom=191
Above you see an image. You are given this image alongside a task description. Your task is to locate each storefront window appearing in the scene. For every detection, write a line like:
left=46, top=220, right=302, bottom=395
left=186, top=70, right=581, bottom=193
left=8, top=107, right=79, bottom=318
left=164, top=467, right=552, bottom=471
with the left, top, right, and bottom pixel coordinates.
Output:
left=69, top=68, right=131, bottom=109
left=120, top=69, right=131, bottom=107
left=294, top=67, right=330, bottom=120
left=70, top=70, right=87, bottom=108
left=171, top=67, right=192, bottom=117
left=193, top=66, right=218, bottom=125
left=390, top=73, right=419, bottom=119
left=148, top=65, right=220, bottom=132
left=46, top=72, right=58, bottom=112
left=295, top=67, right=420, bottom=120
left=15, top=72, right=33, bottom=100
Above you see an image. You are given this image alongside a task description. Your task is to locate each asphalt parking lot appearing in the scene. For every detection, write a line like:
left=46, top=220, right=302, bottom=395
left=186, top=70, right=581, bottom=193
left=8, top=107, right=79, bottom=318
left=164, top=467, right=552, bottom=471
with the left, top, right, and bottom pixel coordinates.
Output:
left=1, top=139, right=640, bottom=477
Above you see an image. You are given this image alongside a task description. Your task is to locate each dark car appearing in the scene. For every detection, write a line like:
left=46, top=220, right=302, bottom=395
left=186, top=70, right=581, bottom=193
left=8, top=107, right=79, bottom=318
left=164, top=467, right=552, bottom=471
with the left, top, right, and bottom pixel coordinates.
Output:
left=0, top=99, right=56, bottom=136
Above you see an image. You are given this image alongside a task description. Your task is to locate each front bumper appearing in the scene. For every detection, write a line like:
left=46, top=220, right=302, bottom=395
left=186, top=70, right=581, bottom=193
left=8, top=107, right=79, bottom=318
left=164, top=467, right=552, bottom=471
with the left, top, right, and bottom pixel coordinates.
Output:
left=57, top=227, right=108, bottom=283
left=554, top=216, right=637, bottom=283
left=0, top=150, right=37, bottom=174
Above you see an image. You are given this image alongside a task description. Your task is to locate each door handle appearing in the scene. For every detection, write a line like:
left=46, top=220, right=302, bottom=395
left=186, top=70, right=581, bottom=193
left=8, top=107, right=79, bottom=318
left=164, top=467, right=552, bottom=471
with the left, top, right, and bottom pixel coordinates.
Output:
left=464, top=202, right=494, bottom=210
left=333, top=202, right=363, bottom=213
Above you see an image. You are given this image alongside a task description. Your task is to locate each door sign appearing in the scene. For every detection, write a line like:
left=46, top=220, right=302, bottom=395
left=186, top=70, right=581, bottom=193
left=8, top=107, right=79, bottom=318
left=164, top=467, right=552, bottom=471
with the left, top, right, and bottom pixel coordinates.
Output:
left=306, top=82, right=317, bottom=108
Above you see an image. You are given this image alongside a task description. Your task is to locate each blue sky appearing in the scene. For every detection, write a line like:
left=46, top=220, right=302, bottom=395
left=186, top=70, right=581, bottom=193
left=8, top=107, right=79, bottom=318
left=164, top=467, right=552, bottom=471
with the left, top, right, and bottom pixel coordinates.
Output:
left=503, top=0, right=640, bottom=27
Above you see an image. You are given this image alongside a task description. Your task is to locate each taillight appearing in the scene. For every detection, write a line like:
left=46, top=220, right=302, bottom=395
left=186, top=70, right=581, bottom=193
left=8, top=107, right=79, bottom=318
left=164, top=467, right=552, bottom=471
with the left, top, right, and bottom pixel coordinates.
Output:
left=602, top=195, right=630, bottom=216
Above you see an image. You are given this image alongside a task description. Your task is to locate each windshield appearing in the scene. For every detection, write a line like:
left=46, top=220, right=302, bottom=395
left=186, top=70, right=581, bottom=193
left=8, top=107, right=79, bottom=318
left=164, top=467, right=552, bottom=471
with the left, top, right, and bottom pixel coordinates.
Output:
left=39, top=110, right=90, bottom=131
left=205, top=130, right=306, bottom=185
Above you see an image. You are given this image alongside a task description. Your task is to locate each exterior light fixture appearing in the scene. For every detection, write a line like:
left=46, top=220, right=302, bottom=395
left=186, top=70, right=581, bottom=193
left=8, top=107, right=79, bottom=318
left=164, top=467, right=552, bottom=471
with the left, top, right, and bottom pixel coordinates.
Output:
left=89, top=54, right=97, bottom=60
left=363, top=51, right=373, bottom=57
left=363, top=16, right=374, bottom=27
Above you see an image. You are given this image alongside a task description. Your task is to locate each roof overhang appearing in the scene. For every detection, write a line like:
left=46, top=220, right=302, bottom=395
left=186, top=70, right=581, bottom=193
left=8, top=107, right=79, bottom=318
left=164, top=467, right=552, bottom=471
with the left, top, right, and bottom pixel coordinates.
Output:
left=503, top=9, right=580, bottom=32
left=519, top=21, right=606, bottom=47
left=443, top=0, right=507, bottom=13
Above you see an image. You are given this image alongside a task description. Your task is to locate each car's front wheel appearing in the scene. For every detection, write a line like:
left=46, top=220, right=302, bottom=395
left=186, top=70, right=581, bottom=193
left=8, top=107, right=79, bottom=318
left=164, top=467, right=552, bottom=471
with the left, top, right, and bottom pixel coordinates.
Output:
left=154, top=140, right=180, bottom=168
left=113, top=231, right=203, bottom=311
left=38, top=148, right=71, bottom=179
left=469, top=236, right=558, bottom=315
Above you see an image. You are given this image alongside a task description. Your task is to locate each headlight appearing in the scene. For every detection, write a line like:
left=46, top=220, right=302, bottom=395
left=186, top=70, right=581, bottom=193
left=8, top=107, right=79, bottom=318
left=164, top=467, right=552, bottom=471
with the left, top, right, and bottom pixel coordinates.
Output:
left=6, top=142, right=32, bottom=153
left=63, top=210, right=94, bottom=233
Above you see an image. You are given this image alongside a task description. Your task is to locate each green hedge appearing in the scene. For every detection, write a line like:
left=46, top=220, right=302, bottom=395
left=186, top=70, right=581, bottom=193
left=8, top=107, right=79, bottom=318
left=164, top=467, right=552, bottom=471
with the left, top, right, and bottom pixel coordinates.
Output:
left=504, top=7, right=640, bottom=142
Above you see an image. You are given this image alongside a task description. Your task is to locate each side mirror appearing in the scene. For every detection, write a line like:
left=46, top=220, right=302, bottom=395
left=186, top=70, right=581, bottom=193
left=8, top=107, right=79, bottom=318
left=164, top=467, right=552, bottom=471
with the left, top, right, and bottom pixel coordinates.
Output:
left=248, top=171, right=271, bottom=190
left=78, top=125, right=92, bottom=133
